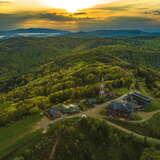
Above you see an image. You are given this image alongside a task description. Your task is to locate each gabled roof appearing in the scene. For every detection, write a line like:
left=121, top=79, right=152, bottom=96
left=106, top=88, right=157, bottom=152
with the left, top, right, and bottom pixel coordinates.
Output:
left=49, top=108, right=60, bottom=117
left=131, top=92, right=151, bottom=102
left=110, top=101, right=133, bottom=113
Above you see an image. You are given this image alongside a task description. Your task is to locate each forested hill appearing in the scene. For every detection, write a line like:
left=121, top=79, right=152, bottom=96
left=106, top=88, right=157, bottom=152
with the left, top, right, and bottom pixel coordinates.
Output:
left=0, top=35, right=160, bottom=160
left=7, top=117, right=158, bottom=160
left=0, top=37, right=116, bottom=82
left=0, top=36, right=160, bottom=83
left=0, top=36, right=160, bottom=127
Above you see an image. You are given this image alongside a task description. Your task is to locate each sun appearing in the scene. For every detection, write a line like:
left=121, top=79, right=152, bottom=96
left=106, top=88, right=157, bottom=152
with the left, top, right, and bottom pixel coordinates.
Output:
left=42, top=0, right=105, bottom=13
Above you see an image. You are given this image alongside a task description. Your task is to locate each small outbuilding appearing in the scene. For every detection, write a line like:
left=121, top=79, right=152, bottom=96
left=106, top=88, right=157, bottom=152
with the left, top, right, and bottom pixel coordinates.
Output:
left=48, top=108, right=61, bottom=119
left=54, top=104, right=80, bottom=115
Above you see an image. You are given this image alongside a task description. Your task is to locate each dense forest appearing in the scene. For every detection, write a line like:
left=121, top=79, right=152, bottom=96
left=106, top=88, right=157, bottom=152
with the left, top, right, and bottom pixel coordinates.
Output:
left=0, top=37, right=160, bottom=83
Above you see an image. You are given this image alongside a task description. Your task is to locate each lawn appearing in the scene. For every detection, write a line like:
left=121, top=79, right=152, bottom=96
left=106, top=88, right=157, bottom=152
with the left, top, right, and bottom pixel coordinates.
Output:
left=0, top=114, right=41, bottom=159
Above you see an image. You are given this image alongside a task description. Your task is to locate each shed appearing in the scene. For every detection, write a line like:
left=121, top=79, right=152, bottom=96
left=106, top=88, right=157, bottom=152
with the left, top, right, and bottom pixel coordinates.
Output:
left=59, top=104, right=80, bottom=114
left=48, top=108, right=61, bottom=119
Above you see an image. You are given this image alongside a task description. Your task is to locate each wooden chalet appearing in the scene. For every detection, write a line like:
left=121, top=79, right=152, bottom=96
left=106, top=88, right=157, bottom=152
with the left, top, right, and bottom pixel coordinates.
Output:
left=107, top=101, right=133, bottom=118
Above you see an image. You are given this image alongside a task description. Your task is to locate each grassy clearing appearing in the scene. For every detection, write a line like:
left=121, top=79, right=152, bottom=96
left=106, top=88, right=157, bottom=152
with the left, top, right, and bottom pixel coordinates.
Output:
left=145, top=100, right=160, bottom=112
left=109, top=112, right=160, bottom=140
left=135, top=110, right=160, bottom=121
left=3, top=130, right=42, bottom=160
left=0, top=114, right=41, bottom=159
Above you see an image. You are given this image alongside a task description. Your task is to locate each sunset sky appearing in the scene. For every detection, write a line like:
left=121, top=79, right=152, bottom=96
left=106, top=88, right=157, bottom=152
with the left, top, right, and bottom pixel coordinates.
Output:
left=0, top=0, right=160, bottom=31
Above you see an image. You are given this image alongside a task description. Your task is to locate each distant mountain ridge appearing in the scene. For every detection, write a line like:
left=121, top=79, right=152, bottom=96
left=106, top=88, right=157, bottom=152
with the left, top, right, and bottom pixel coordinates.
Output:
left=1, top=28, right=70, bottom=34
left=0, top=28, right=160, bottom=39
left=0, top=28, right=70, bottom=38
left=71, top=29, right=160, bottom=38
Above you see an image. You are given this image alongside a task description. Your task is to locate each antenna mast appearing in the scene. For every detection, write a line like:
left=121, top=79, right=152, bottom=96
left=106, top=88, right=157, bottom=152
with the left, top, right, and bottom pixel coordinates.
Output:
left=99, top=75, right=105, bottom=98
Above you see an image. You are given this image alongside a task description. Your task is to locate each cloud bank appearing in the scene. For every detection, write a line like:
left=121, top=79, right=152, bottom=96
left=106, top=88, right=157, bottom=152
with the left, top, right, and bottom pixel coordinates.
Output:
left=0, top=0, right=160, bottom=31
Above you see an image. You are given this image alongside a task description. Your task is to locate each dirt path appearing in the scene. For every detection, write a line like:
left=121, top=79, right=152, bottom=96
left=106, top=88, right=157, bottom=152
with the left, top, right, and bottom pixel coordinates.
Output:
left=84, top=105, right=160, bottom=146
left=48, top=137, right=60, bottom=160
left=84, top=103, right=160, bottom=145
left=33, top=99, right=160, bottom=146
left=33, top=116, right=52, bottom=131
left=134, top=110, right=160, bottom=123
left=34, top=102, right=160, bottom=132
left=103, top=119, right=160, bottom=145
left=33, top=95, right=119, bottom=132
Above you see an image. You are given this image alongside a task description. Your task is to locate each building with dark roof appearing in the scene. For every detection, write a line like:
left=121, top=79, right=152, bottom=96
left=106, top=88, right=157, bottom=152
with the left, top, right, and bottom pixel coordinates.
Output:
left=126, top=92, right=152, bottom=109
left=60, top=104, right=80, bottom=114
left=108, top=101, right=133, bottom=118
left=53, top=104, right=80, bottom=115
left=48, top=108, right=61, bottom=119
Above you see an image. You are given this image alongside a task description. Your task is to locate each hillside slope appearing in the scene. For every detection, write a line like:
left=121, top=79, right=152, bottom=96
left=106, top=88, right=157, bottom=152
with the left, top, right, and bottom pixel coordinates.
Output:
left=0, top=39, right=160, bottom=127
left=5, top=118, right=160, bottom=160
left=0, top=36, right=160, bottom=160
left=0, top=36, right=160, bottom=83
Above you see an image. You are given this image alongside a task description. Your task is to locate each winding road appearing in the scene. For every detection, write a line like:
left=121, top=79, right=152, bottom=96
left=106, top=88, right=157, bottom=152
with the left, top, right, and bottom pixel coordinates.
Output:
left=35, top=99, right=160, bottom=146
